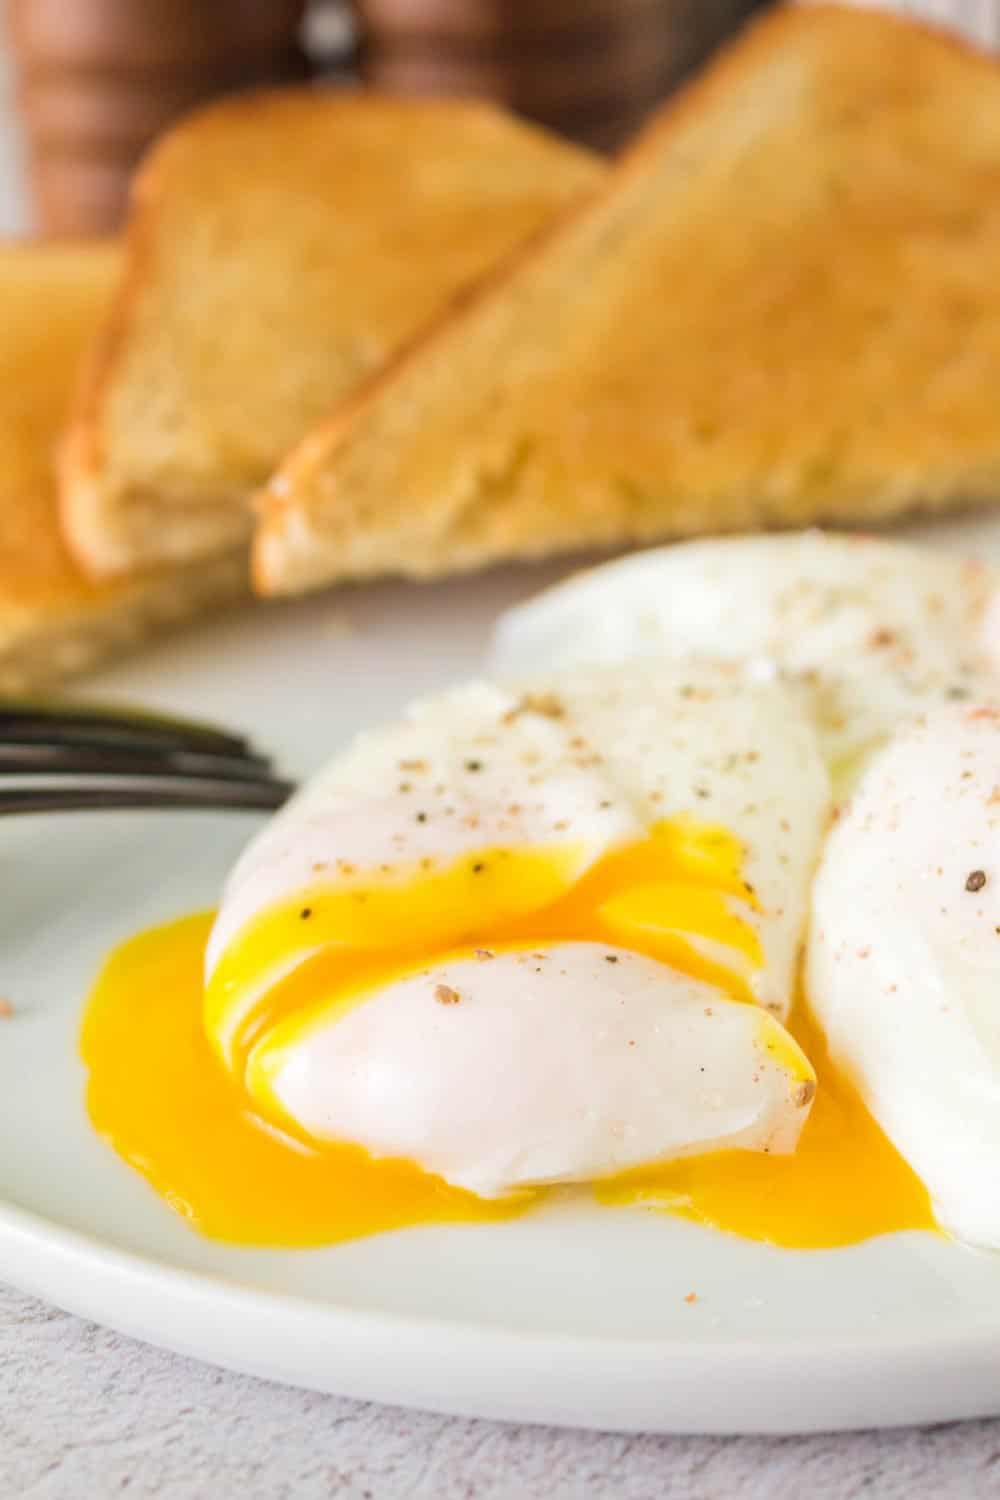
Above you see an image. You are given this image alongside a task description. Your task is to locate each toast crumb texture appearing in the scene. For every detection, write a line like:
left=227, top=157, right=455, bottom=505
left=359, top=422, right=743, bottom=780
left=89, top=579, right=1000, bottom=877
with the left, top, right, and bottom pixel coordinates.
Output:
left=255, top=5, right=1000, bottom=596
left=0, top=241, right=246, bottom=695
left=61, top=93, right=604, bottom=577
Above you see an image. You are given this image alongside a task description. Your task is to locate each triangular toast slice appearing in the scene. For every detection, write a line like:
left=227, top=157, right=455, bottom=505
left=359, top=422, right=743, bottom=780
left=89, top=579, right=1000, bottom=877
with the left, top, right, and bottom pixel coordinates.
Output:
left=254, top=5, right=1000, bottom=596
left=59, top=93, right=603, bottom=577
left=0, top=242, right=245, bottom=694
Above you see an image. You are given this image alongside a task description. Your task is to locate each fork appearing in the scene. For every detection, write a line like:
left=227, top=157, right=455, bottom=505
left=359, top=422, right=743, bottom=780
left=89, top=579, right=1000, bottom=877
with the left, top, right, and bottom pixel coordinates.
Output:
left=0, top=700, right=295, bottom=815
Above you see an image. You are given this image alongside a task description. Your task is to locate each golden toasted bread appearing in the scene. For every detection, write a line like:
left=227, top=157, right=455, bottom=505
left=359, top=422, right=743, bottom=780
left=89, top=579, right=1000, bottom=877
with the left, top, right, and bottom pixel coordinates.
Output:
left=0, top=242, right=245, bottom=695
left=254, top=5, right=1000, bottom=597
left=60, top=92, right=604, bottom=578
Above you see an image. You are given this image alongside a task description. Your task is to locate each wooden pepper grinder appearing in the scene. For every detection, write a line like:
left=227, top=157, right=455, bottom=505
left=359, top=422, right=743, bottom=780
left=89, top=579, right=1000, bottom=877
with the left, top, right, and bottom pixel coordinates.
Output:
left=6, top=0, right=309, bottom=236
left=354, top=0, right=775, bottom=151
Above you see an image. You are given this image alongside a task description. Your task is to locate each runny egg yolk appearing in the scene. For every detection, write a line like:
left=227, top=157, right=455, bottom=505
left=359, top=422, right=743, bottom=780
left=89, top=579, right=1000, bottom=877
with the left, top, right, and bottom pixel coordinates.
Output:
left=81, top=818, right=937, bottom=1249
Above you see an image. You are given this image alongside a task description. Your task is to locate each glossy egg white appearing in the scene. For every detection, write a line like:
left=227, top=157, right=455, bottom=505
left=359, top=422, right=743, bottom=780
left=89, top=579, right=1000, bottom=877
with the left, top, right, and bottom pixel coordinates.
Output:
left=807, top=703, right=1000, bottom=1249
left=491, top=533, right=1000, bottom=777
left=252, top=942, right=814, bottom=1198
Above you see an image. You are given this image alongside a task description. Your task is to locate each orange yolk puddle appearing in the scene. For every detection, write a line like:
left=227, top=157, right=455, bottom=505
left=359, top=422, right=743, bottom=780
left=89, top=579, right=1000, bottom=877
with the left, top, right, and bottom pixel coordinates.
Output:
left=81, top=819, right=937, bottom=1250
left=596, top=996, right=934, bottom=1248
left=81, top=913, right=515, bottom=1246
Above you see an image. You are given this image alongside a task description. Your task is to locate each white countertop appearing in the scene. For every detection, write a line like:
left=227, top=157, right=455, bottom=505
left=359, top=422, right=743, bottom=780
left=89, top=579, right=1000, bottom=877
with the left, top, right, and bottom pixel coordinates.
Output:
left=4, top=22, right=1000, bottom=1499
left=6, top=1280, right=1000, bottom=1500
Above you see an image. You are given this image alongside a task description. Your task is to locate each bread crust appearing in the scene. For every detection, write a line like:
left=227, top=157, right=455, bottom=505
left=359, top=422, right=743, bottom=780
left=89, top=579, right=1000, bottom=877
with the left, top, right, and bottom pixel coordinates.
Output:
left=0, top=239, right=247, bottom=691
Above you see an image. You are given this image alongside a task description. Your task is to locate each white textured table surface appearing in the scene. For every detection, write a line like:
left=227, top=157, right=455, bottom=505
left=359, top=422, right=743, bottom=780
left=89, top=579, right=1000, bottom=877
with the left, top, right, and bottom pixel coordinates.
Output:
left=5, top=29, right=1000, bottom=1500
left=7, top=1280, right=1000, bottom=1500
left=6, top=1281, right=1000, bottom=1500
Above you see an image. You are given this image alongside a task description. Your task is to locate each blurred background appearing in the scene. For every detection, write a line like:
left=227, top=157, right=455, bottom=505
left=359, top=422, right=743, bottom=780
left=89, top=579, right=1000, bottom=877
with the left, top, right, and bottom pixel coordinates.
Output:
left=0, top=0, right=997, bottom=238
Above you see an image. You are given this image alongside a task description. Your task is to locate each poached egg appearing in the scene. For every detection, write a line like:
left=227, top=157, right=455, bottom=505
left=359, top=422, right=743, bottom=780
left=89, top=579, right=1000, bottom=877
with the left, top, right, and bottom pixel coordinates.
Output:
left=808, top=703, right=1000, bottom=1249
left=203, top=663, right=828, bottom=1196
left=492, top=533, right=1000, bottom=779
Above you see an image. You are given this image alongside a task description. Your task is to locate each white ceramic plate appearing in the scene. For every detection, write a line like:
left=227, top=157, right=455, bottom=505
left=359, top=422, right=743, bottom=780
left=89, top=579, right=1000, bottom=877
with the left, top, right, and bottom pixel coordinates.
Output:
left=6, top=521, right=1000, bottom=1436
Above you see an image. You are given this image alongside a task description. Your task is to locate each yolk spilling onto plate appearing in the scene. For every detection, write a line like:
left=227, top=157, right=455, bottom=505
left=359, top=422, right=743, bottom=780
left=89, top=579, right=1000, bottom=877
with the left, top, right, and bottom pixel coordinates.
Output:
left=594, top=998, right=934, bottom=1248
left=82, top=912, right=513, bottom=1246
left=81, top=819, right=936, bottom=1249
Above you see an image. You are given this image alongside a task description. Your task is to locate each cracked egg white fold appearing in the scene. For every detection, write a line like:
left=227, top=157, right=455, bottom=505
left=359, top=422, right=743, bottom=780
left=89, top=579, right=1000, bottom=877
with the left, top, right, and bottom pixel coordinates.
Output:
left=204, top=663, right=829, bottom=1195
left=491, top=533, right=1000, bottom=778
left=251, top=945, right=813, bottom=1197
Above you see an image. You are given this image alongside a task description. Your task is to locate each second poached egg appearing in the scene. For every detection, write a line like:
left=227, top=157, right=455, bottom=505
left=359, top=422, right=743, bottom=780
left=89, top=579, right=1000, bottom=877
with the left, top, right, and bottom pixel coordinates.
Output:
left=491, top=532, right=1000, bottom=780
left=808, top=703, right=1000, bottom=1249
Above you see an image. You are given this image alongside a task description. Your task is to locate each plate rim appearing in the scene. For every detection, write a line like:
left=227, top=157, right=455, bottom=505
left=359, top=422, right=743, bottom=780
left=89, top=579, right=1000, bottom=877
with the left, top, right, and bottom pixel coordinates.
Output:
left=6, top=1195, right=1000, bottom=1434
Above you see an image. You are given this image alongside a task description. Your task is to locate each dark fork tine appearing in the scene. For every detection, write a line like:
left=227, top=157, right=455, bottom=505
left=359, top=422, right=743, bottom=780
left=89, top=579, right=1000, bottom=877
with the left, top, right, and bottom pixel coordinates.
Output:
left=0, top=743, right=274, bottom=782
left=0, top=723, right=263, bottom=760
left=0, top=700, right=252, bottom=756
left=0, top=698, right=296, bottom=816
left=0, top=777, right=294, bottom=816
